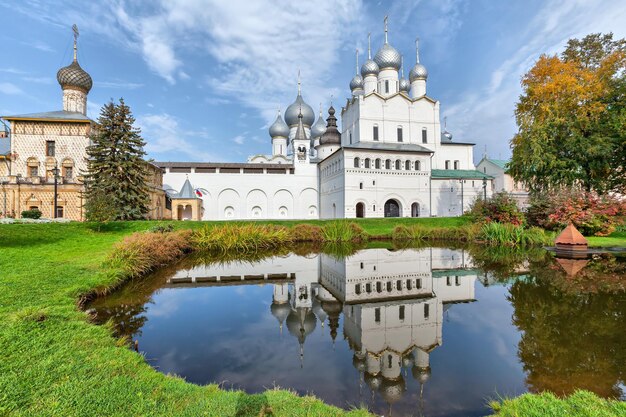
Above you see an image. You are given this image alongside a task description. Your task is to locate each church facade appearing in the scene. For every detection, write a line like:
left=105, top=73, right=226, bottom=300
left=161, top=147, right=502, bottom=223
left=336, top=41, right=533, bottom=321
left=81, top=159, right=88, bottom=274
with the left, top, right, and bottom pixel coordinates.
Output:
left=160, top=24, right=493, bottom=220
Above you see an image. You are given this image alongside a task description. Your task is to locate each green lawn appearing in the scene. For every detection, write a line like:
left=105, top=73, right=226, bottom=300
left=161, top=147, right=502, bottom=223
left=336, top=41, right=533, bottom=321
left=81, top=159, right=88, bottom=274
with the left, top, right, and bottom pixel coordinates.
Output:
left=0, top=219, right=623, bottom=416
left=587, top=232, right=626, bottom=248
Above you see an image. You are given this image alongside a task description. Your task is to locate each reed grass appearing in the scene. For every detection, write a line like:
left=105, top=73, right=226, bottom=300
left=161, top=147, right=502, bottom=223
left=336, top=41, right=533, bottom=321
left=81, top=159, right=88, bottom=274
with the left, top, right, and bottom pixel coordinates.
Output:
left=391, top=224, right=480, bottom=242
left=478, top=222, right=554, bottom=247
left=191, top=223, right=292, bottom=253
left=321, top=221, right=369, bottom=243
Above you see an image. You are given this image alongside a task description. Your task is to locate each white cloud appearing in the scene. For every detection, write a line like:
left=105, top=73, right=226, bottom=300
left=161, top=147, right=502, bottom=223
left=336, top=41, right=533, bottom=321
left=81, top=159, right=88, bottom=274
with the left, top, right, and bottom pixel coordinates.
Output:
left=137, top=112, right=215, bottom=161
left=0, top=82, right=24, bottom=95
left=95, top=80, right=144, bottom=89
left=443, top=0, right=626, bottom=162
left=22, top=40, right=55, bottom=53
left=231, top=135, right=245, bottom=145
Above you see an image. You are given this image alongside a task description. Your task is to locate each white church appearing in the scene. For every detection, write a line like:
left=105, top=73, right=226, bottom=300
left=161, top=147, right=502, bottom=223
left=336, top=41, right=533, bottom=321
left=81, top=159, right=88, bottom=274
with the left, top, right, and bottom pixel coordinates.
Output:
left=160, top=20, right=493, bottom=220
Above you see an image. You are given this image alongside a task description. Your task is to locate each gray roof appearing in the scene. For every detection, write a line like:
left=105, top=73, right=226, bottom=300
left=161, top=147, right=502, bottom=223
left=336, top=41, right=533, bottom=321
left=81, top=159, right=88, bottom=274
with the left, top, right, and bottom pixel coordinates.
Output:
left=176, top=178, right=197, bottom=199
left=2, top=110, right=92, bottom=122
left=155, top=161, right=293, bottom=169
left=343, top=142, right=433, bottom=153
left=440, top=141, right=476, bottom=146
left=0, top=137, right=9, bottom=155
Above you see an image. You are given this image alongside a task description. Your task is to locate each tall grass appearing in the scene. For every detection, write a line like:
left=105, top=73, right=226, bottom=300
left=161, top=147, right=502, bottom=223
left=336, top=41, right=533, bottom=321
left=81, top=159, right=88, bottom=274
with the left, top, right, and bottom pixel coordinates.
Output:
left=478, top=222, right=554, bottom=247
left=392, top=224, right=479, bottom=242
left=191, top=224, right=292, bottom=253
left=106, top=229, right=193, bottom=278
left=321, top=221, right=369, bottom=243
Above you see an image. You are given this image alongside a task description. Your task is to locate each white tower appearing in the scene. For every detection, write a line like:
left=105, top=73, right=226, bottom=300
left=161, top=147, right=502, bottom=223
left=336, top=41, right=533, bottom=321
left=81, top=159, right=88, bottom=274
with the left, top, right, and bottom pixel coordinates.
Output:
left=374, top=16, right=401, bottom=97
left=361, top=33, right=379, bottom=94
left=269, top=110, right=289, bottom=156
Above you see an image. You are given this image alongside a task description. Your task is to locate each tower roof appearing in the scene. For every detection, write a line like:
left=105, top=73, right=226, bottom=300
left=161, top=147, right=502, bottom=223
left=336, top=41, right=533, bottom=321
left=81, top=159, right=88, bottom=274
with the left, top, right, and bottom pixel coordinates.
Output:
left=555, top=224, right=588, bottom=246
left=57, top=25, right=92, bottom=93
left=319, top=105, right=340, bottom=146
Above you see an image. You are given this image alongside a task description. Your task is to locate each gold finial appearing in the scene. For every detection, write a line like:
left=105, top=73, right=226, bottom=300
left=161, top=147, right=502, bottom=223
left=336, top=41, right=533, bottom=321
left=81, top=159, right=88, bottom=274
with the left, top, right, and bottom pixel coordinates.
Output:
left=72, top=24, right=79, bottom=62
left=384, top=15, right=388, bottom=44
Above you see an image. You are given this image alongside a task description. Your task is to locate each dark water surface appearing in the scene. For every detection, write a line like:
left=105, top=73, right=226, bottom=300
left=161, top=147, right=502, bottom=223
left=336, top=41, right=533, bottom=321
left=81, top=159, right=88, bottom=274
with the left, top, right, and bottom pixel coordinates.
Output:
left=90, top=245, right=626, bottom=417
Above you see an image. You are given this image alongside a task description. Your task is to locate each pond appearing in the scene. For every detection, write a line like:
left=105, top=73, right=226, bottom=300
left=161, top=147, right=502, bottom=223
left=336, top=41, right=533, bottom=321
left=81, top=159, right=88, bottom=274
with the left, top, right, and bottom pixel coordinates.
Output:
left=90, top=245, right=626, bottom=417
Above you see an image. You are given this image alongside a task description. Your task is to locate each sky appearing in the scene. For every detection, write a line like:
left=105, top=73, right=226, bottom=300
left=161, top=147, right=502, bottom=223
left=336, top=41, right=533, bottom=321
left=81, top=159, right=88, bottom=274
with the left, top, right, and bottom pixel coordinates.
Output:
left=1, top=0, right=625, bottom=164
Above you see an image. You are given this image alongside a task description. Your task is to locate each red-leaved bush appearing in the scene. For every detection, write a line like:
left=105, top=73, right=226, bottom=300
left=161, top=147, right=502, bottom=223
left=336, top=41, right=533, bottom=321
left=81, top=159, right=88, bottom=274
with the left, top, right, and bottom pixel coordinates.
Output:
left=468, top=191, right=525, bottom=226
left=526, top=189, right=626, bottom=236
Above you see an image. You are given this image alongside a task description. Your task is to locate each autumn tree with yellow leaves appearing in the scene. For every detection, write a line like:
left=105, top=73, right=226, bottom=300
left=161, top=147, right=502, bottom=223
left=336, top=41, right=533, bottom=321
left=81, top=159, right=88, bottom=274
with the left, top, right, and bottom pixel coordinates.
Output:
left=509, top=33, right=626, bottom=193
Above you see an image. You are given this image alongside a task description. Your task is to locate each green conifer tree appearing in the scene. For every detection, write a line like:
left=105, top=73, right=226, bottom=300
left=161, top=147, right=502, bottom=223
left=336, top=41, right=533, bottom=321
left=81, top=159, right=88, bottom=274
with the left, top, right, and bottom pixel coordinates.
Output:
left=84, top=99, right=150, bottom=220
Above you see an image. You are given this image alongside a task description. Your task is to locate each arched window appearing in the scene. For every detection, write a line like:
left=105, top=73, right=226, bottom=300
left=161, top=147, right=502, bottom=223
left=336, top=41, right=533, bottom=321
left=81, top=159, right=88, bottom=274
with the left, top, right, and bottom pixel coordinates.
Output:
left=405, top=160, right=411, bottom=170
left=385, top=159, right=391, bottom=169
left=375, top=158, right=381, bottom=169
left=364, top=158, right=371, bottom=168
left=395, top=159, right=401, bottom=170
left=353, top=157, right=360, bottom=168
left=373, top=124, right=379, bottom=141
left=415, top=160, right=420, bottom=171
left=26, top=157, right=39, bottom=177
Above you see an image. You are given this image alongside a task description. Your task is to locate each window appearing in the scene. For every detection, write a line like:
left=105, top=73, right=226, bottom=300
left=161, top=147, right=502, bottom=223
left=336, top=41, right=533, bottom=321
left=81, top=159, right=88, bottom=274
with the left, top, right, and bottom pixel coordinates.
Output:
left=354, top=157, right=360, bottom=168
left=445, top=160, right=450, bottom=169
left=349, top=131, right=352, bottom=144
left=422, top=128, right=427, bottom=144
left=399, top=305, right=405, bottom=320
left=359, top=182, right=363, bottom=189
left=360, top=262, right=364, bottom=269
left=415, top=161, right=420, bottom=171
left=366, top=283, right=371, bottom=293
left=375, top=308, right=381, bottom=323
left=454, top=160, right=459, bottom=170
left=385, top=159, right=391, bottom=169
left=375, top=159, right=381, bottom=169
left=55, top=206, right=64, bottom=218
left=416, top=278, right=422, bottom=289
left=376, top=282, right=382, bottom=293
left=386, top=281, right=392, bottom=292
left=484, top=167, right=487, bottom=173
left=46, top=141, right=55, bottom=157
left=395, top=159, right=401, bottom=170
left=424, top=303, right=430, bottom=319
left=406, top=279, right=412, bottom=290
left=373, top=205, right=376, bottom=211
left=397, top=126, right=403, bottom=142
left=29, top=166, right=38, bottom=177
left=373, top=125, right=379, bottom=141
left=447, top=276, right=451, bottom=286
left=396, top=280, right=402, bottom=290
left=29, top=206, right=39, bottom=211
left=455, top=276, right=460, bottom=286
left=364, top=158, right=371, bottom=168
left=63, top=166, right=73, bottom=179
left=405, top=160, right=411, bottom=170
left=385, top=80, right=389, bottom=93
left=355, top=284, right=361, bottom=295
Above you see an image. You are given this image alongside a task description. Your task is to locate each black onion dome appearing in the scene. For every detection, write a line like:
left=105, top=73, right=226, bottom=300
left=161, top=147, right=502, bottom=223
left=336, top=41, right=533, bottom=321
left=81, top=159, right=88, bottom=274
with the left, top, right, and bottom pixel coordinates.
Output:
left=57, top=60, right=93, bottom=93
left=319, top=106, right=341, bottom=145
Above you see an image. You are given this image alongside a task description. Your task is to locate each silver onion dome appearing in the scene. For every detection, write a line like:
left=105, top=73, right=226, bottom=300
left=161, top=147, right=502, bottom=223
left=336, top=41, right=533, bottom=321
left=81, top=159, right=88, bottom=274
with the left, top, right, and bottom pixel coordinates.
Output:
left=269, top=112, right=289, bottom=138
left=285, top=94, right=315, bottom=127
left=57, top=60, right=93, bottom=93
left=409, top=63, right=428, bottom=82
left=361, top=59, right=380, bottom=77
left=399, top=77, right=410, bottom=93
left=441, top=130, right=453, bottom=141
left=374, top=43, right=402, bottom=71
left=311, top=112, right=327, bottom=139
left=350, top=74, right=364, bottom=91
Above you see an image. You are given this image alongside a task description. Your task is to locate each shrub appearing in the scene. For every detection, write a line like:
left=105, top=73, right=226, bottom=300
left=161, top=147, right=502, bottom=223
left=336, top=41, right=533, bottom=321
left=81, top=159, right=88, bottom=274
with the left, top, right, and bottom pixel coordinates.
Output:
left=21, top=209, right=42, bottom=219
left=321, top=221, right=368, bottom=243
left=290, top=223, right=324, bottom=242
left=149, top=223, right=175, bottom=233
left=191, top=224, right=292, bottom=253
left=527, top=189, right=626, bottom=236
left=107, top=230, right=193, bottom=278
left=468, top=191, right=525, bottom=225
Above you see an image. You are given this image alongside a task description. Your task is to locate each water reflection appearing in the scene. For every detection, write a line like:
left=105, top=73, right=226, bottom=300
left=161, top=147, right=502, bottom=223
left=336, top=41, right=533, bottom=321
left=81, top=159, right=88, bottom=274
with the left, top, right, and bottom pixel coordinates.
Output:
left=91, top=247, right=626, bottom=416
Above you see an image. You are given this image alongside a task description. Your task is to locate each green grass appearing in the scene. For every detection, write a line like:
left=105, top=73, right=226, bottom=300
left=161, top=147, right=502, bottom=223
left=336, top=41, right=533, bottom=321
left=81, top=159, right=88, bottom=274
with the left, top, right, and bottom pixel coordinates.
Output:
left=489, top=390, right=626, bottom=416
left=0, top=222, right=371, bottom=417
left=1, top=219, right=624, bottom=417
left=587, top=232, right=626, bottom=248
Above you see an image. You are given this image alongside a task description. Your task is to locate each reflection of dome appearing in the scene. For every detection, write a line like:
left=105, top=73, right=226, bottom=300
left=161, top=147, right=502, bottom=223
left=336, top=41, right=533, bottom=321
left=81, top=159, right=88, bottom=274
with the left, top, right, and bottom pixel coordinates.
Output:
left=374, top=43, right=402, bottom=71
left=352, top=353, right=366, bottom=372
left=312, top=298, right=328, bottom=324
left=270, top=301, right=291, bottom=327
left=286, top=308, right=317, bottom=343
left=402, top=355, right=414, bottom=369
left=285, top=94, right=315, bottom=127
left=321, top=299, right=342, bottom=342
left=412, top=365, right=431, bottom=384
left=364, top=372, right=382, bottom=391
left=380, top=376, right=406, bottom=404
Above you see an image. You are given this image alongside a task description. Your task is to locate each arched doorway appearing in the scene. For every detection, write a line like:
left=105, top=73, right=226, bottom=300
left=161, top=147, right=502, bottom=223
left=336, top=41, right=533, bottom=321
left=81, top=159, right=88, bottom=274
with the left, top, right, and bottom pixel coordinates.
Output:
left=411, top=202, right=420, bottom=217
left=384, top=199, right=401, bottom=217
left=356, top=202, right=365, bottom=218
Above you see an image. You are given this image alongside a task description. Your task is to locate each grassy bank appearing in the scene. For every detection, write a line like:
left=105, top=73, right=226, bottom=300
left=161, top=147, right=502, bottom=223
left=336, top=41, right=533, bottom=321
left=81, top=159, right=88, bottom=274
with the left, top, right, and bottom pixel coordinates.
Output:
left=1, top=219, right=624, bottom=416
left=490, top=390, right=626, bottom=416
left=0, top=222, right=370, bottom=417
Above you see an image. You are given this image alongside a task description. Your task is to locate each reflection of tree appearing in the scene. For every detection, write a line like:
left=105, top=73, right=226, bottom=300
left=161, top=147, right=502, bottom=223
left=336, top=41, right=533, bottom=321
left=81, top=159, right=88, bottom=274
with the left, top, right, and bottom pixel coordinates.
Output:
left=94, top=303, right=149, bottom=340
left=509, top=271, right=626, bottom=398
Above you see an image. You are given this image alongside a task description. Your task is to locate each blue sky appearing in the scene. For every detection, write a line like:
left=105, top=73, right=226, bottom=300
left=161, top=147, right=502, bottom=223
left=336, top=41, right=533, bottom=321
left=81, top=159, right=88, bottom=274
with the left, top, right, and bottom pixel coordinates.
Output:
left=1, top=0, right=625, bottom=163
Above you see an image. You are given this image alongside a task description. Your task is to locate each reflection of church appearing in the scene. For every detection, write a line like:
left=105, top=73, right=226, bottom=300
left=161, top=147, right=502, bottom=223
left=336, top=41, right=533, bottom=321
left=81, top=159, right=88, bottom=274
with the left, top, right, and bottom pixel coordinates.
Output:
left=166, top=247, right=477, bottom=412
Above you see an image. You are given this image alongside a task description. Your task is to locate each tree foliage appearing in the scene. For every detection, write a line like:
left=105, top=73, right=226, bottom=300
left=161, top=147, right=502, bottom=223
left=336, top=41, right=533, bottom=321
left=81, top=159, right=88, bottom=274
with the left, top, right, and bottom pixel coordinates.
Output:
left=509, top=33, right=626, bottom=193
left=84, top=99, right=150, bottom=221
